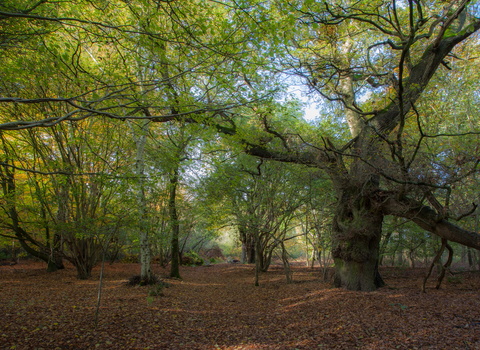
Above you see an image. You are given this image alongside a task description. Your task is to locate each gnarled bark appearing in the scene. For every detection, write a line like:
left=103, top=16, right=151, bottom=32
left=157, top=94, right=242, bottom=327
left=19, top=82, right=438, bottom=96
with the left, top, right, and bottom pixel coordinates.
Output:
left=332, top=186, right=384, bottom=291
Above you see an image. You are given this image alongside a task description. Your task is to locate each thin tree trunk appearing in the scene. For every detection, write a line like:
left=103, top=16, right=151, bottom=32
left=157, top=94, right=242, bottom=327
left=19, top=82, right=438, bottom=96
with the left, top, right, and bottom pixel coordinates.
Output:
left=422, top=238, right=447, bottom=293
left=304, top=224, right=309, bottom=267
left=128, top=120, right=152, bottom=282
left=281, top=242, right=293, bottom=284
left=254, top=231, right=260, bottom=286
left=169, top=166, right=181, bottom=279
left=397, top=232, right=404, bottom=266
left=436, top=242, right=453, bottom=289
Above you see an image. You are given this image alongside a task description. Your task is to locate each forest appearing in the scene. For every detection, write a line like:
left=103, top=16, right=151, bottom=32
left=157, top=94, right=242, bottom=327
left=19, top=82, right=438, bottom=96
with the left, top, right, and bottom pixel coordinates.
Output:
left=1, top=0, right=480, bottom=348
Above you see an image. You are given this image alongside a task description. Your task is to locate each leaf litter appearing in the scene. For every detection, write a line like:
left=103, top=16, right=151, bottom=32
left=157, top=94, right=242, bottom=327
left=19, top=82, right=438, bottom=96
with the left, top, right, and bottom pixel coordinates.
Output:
left=1, top=262, right=479, bottom=349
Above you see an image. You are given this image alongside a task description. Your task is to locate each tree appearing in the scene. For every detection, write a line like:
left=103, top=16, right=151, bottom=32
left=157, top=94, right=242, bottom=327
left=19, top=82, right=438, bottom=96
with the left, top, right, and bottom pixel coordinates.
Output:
left=199, top=149, right=318, bottom=284
left=221, top=0, right=480, bottom=290
left=0, top=118, right=131, bottom=278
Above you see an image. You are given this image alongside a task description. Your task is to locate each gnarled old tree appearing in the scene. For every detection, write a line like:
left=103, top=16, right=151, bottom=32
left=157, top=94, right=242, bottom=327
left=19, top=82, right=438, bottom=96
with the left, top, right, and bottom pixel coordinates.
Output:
left=236, top=0, right=480, bottom=290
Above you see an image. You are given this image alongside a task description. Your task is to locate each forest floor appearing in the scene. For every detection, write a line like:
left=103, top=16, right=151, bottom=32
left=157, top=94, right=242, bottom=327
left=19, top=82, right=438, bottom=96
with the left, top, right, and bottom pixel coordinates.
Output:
left=1, top=261, right=479, bottom=350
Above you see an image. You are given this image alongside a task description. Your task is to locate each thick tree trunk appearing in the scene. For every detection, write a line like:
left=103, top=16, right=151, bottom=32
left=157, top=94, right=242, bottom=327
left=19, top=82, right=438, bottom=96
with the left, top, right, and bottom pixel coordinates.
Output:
left=332, top=187, right=384, bottom=291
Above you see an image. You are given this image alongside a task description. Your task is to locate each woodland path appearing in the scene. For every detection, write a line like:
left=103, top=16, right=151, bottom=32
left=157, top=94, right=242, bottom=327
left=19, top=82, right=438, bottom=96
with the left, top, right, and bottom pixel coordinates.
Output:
left=1, top=261, right=479, bottom=349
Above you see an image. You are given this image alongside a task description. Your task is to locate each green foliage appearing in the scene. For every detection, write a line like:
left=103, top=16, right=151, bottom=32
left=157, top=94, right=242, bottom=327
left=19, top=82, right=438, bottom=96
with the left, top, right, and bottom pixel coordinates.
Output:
left=183, top=252, right=205, bottom=266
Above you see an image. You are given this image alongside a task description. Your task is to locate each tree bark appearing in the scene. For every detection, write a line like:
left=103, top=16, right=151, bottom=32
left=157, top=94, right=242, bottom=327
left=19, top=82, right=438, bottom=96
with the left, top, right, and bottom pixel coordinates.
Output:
left=332, top=186, right=384, bottom=291
left=382, top=195, right=480, bottom=250
left=129, top=120, right=152, bottom=282
left=467, top=247, right=473, bottom=270
left=239, top=226, right=248, bottom=263
left=169, top=166, right=181, bottom=279
left=241, top=242, right=247, bottom=264
left=254, top=229, right=261, bottom=286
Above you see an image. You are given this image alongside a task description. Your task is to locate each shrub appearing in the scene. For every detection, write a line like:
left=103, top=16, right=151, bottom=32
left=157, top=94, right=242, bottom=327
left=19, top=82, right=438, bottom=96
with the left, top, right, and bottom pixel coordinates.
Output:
left=181, top=255, right=194, bottom=265
left=183, top=251, right=204, bottom=266
left=121, top=254, right=139, bottom=263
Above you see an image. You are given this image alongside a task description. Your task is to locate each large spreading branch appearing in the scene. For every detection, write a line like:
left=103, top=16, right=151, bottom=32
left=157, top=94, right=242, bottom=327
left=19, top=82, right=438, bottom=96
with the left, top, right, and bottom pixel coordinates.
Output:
left=381, top=193, right=480, bottom=250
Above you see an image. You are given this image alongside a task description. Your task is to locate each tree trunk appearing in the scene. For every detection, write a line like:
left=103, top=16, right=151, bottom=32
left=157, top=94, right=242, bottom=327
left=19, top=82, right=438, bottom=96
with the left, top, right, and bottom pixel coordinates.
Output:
left=247, top=235, right=255, bottom=264
left=476, top=250, right=480, bottom=271
left=304, top=231, right=309, bottom=268
left=422, top=238, right=446, bottom=293
left=1, top=163, right=58, bottom=268
left=169, top=167, right=181, bottom=279
left=434, top=235, right=443, bottom=275
left=53, top=180, right=70, bottom=272
left=261, top=246, right=272, bottom=272
left=239, top=226, right=248, bottom=264
left=280, top=242, right=293, bottom=284
left=254, top=230, right=261, bottom=286
left=241, top=242, right=247, bottom=264
left=379, top=229, right=393, bottom=266
left=436, top=242, right=453, bottom=290
left=310, top=249, right=316, bottom=268
left=409, top=251, right=415, bottom=269
left=129, top=120, right=152, bottom=282
left=397, top=232, right=404, bottom=266
left=332, top=188, right=384, bottom=291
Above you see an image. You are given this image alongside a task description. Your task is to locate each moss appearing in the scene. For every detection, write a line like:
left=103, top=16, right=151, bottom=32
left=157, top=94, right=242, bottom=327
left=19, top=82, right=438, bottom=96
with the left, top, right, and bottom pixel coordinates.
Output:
left=334, top=258, right=343, bottom=270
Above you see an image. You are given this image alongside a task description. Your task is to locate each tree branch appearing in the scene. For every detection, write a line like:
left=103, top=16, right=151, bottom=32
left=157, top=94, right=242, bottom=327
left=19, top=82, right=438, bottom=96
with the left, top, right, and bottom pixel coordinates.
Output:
left=381, top=194, right=480, bottom=249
